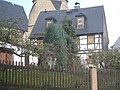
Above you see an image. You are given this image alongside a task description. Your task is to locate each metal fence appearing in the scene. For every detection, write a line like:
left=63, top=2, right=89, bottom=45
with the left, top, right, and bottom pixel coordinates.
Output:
left=0, top=61, right=90, bottom=90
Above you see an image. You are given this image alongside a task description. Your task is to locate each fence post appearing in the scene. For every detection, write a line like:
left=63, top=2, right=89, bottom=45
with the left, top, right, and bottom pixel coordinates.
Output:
left=89, top=65, right=98, bottom=90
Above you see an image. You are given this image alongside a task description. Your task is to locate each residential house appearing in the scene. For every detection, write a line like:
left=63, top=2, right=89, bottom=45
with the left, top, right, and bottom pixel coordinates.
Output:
left=112, top=36, right=120, bottom=50
left=0, top=0, right=28, bottom=63
left=29, top=5, right=109, bottom=65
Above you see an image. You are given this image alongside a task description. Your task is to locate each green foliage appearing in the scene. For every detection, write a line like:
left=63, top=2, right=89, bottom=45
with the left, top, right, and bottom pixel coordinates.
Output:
left=92, top=50, right=120, bottom=69
left=62, top=19, right=79, bottom=65
left=62, top=18, right=78, bottom=53
left=62, top=18, right=76, bottom=38
left=66, top=34, right=78, bottom=53
left=43, top=19, right=79, bottom=67
left=0, top=18, right=24, bottom=57
left=0, top=19, right=37, bottom=65
left=0, top=19, right=22, bottom=46
left=44, top=24, right=67, bottom=46
left=44, top=24, right=68, bottom=66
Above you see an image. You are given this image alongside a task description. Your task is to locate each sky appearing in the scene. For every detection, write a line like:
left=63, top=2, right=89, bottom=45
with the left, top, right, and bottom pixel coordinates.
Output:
left=4, top=0, right=120, bottom=48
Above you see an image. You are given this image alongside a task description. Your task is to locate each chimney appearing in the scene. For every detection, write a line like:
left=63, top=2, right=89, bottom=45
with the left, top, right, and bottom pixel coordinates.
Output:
left=74, top=2, right=80, bottom=9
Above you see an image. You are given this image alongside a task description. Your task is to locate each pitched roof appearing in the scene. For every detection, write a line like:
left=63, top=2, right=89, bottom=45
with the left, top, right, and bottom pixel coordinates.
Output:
left=112, top=36, right=120, bottom=50
left=0, top=0, right=28, bottom=31
left=51, top=0, right=62, bottom=10
left=30, top=5, right=105, bottom=38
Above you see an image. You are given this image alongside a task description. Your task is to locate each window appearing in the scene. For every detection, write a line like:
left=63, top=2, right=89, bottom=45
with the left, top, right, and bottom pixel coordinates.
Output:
left=79, top=34, right=102, bottom=54
left=76, top=13, right=86, bottom=29
left=77, top=17, right=84, bottom=29
left=88, top=44, right=94, bottom=50
left=79, top=36, right=87, bottom=50
left=37, top=40, right=43, bottom=48
left=45, top=17, right=57, bottom=28
left=87, top=35, right=95, bottom=44
left=46, top=20, right=53, bottom=27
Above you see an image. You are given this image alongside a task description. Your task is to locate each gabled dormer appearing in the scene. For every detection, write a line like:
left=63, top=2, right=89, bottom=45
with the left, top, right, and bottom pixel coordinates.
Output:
left=45, top=16, right=57, bottom=28
left=75, top=13, right=87, bottom=29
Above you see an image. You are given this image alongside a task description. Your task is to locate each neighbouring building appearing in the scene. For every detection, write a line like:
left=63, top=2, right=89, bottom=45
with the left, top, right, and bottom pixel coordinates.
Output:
left=112, top=36, right=120, bottom=50
left=29, top=5, right=109, bottom=64
left=0, top=0, right=28, bottom=63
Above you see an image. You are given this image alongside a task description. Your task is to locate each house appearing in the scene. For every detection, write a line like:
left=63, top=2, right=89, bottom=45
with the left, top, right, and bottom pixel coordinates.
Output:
left=30, top=5, right=109, bottom=52
left=0, top=0, right=28, bottom=63
left=112, top=36, right=120, bottom=50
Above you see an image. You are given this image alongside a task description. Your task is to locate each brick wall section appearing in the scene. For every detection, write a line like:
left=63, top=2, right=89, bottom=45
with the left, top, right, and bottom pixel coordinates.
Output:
left=0, top=51, right=13, bottom=64
left=90, top=66, right=98, bottom=90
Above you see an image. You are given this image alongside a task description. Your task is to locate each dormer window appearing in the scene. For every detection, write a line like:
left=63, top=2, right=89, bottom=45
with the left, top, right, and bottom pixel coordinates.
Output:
left=45, top=16, right=57, bottom=28
left=46, top=20, right=53, bottom=27
left=77, top=17, right=84, bottom=29
left=75, top=13, right=86, bottom=29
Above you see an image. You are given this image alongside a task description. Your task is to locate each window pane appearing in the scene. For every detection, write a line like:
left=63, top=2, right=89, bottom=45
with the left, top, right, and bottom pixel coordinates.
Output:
left=88, top=44, right=94, bottom=50
left=80, top=45, right=87, bottom=50
left=77, top=17, right=84, bottom=28
left=80, top=39, right=87, bottom=44
left=95, top=38, right=99, bottom=43
left=80, top=36, right=87, bottom=39
left=87, top=35, right=95, bottom=44
left=46, top=20, right=53, bottom=27
left=95, top=37, right=101, bottom=43
left=95, top=34, right=102, bottom=38
left=95, top=35, right=99, bottom=37
left=37, top=40, right=43, bottom=48
left=95, top=44, right=102, bottom=49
